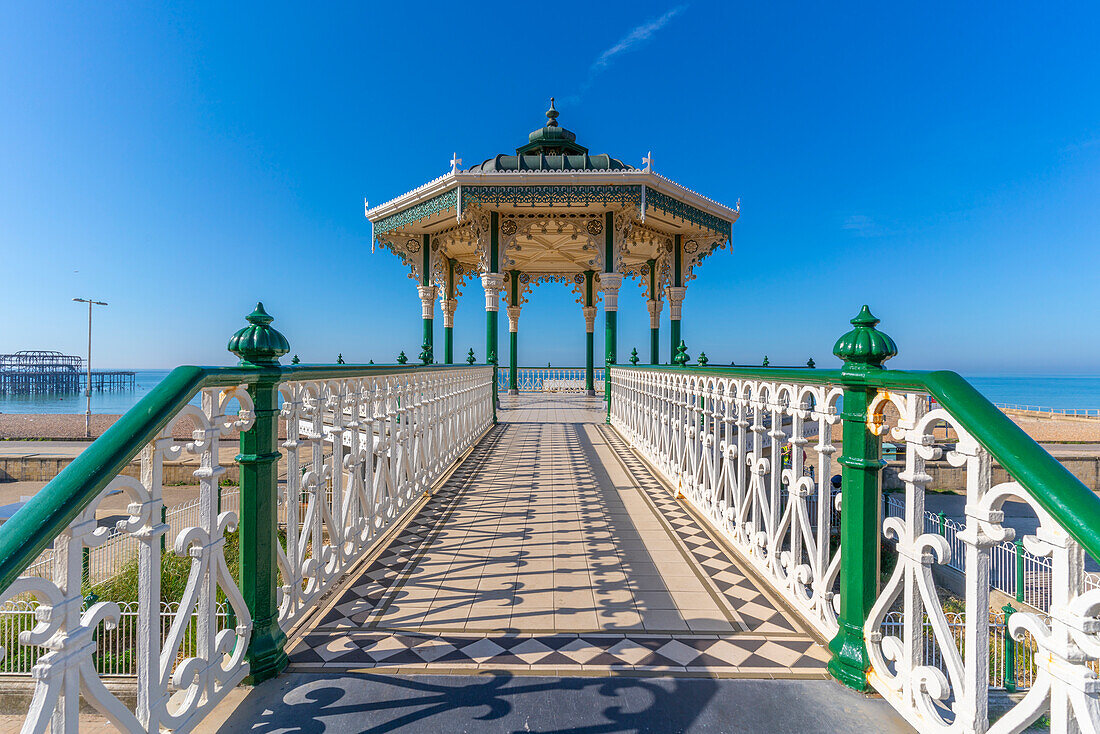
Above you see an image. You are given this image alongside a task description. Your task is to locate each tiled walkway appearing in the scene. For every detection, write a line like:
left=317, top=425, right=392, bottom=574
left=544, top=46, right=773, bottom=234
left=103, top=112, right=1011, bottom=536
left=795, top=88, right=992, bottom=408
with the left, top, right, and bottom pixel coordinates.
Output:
left=287, top=395, right=830, bottom=677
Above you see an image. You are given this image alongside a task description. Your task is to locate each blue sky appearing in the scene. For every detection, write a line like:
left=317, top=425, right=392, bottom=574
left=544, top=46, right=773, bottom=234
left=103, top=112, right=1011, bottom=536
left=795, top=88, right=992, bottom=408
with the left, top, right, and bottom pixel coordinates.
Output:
left=1, top=2, right=1098, bottom=373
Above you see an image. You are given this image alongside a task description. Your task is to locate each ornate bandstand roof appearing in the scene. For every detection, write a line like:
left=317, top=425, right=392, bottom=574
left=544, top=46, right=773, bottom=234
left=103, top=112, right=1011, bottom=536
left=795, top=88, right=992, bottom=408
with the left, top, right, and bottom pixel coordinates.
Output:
left=365, top=100, right=739, bottom=298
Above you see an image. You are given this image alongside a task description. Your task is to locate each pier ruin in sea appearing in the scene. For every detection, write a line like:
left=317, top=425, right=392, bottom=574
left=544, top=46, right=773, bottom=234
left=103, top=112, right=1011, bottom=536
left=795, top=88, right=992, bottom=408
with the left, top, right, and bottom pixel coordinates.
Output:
left=0, top=350, right=135, bottom=395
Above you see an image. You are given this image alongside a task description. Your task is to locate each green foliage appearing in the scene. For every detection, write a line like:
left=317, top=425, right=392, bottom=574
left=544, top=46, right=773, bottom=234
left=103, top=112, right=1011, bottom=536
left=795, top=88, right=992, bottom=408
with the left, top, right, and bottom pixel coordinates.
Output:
left=91, top=529, right=240, bottom=606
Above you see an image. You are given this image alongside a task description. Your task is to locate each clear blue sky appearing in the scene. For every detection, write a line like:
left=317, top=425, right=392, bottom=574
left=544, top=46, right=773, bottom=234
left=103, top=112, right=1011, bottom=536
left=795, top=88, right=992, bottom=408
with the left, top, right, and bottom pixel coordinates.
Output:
left=2, top=2, right=1098, bottom=373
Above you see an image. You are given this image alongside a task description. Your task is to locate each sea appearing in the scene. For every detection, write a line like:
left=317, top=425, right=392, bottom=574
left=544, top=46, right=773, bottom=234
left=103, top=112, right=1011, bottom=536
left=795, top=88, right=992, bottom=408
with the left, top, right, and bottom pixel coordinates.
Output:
left=2, top=369, right=1100, bottom=415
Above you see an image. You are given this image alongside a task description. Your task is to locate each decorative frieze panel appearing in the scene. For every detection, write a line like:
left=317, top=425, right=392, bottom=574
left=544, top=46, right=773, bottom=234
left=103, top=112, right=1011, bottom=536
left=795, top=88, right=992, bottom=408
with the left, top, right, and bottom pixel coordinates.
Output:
left=645, top=187, right=733, bottom=240
left=374, top=189, right=458, bottom=235
left=461, top=184, right=643, bottom=210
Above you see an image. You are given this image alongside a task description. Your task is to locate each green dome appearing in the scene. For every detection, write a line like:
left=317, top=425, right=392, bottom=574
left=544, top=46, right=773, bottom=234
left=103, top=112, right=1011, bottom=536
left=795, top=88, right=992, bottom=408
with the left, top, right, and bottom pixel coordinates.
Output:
left=467, top=99, right=633, bottom=172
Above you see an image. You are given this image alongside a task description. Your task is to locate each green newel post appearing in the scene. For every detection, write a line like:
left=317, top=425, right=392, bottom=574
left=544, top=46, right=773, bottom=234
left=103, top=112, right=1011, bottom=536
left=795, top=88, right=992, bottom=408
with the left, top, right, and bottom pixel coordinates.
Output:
left=466, top=348, right=476, bottom=365
left=1002, top=603, right=1017, bottom=692
left=629, top=348, right=639, bottom=365
left=227, top=302, right=290, bottom=684
left=419, top=338, right=433, bottom=366
left=826, top=305, right=898, bottom=692
left=698, top=352, right=708, bottom=366
left=1015, top=538, right=1026, bottom=603
left=672, top=340, right=690, bottom=366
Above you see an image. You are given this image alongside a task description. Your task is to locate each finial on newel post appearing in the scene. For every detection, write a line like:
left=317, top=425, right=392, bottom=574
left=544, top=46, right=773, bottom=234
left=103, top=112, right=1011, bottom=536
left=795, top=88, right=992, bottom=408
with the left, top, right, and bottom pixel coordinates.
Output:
left=228, top=302, right=290, bottom=367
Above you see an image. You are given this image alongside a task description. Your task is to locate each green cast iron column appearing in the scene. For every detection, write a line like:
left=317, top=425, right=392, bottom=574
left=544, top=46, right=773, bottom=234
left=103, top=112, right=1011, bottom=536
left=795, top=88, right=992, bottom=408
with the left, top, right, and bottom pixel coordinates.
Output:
left=227, top=303, right=290, bottom=684
left=669, top=236, right=683, bottom=363
left=586, top=331, right=594, bottom=392
left=443, top=258, right=456, bottom=364
left=508, top=271, right=519, bottom=395
left=583, top=270, right=595, bottom=396
left=826, top=305, right=898, bottom=691
left=420, top=234, right=434, bottom=361
left=602, top=212, right=618, bottom=416
left=444, top=325, right=453, bottom=364
left=647, top=258, right=660, bottom=364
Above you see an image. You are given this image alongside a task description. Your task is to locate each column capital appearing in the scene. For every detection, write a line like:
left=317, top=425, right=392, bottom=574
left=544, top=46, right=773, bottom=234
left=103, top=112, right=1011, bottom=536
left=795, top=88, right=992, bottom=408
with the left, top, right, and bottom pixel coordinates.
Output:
left=647, top=298, right=663, bottom=329
left=582, top=305, right=597, bottom=333
left=666, top=285, right=687, bottom=320
left=417, top=285, right=438, bottom=320
left=600, top=273, right=624, bottom=311
left=481, top=273, right=504, bottom=312
left=441, top=298, right=457, bottom=328
left=506, top=306, right=521, bottom=333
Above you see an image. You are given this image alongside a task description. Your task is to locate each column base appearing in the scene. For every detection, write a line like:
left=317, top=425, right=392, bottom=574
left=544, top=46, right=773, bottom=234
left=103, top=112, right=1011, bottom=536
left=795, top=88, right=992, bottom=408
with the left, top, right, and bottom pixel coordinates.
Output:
left=585, top=389, right=595, bottom=397
left=508, top=388, right=518, bottom=395
left=244, top=615, right=289, bottom=685
left=826, top=619, right=871, bottom=691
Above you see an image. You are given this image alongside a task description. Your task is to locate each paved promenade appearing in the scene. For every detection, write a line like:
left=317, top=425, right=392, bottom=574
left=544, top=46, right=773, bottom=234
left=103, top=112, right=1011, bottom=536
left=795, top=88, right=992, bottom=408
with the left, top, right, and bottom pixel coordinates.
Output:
left=287, top=395, right=828, bottom=676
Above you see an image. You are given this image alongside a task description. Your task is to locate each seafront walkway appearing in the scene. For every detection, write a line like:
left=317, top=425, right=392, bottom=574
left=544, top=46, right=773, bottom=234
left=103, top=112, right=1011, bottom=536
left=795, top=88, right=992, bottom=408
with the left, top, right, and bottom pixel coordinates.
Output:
left=207, top=394, right=908, bottom=731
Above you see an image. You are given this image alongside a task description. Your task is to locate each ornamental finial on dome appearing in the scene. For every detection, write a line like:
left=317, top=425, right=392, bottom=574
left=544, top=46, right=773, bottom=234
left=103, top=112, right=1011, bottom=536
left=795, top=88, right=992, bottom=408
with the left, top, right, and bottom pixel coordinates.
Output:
left=546, top=97, right=559, bottom=127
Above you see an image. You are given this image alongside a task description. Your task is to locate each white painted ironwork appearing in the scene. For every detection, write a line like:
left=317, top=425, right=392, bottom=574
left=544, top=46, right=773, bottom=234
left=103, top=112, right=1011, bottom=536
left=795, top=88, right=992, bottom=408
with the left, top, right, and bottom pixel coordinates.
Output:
left=608, top=368, right=843, bottom=639
left=497, top=367, right=605, bottom=393
left=0, top=366, right=492, bottom=732
left=276, top=368, right=492, bottom=629
left=609, top=366, right=1100, bottom=733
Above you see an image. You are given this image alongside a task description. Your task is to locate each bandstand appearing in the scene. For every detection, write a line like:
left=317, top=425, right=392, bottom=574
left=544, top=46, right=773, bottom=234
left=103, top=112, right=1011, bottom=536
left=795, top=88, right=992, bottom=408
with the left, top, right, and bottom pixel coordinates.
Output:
left=365, top=100, right=739, bottom=394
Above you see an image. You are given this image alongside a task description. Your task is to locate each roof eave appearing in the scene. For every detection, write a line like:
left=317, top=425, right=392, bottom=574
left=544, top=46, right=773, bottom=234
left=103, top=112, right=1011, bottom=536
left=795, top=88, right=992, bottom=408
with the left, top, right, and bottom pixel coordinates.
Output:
left=364, top=170, right=739, bottom=228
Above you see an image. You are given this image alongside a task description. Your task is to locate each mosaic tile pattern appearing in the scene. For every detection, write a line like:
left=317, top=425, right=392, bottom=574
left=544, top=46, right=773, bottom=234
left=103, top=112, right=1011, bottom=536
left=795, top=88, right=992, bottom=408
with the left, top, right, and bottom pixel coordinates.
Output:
left=289, top=395, right=828, bottom=677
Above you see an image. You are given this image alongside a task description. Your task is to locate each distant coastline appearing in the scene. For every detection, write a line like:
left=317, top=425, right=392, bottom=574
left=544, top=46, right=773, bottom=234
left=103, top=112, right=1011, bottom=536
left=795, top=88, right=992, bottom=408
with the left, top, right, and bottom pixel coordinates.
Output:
left=1, top=369, right=1099, bottom=415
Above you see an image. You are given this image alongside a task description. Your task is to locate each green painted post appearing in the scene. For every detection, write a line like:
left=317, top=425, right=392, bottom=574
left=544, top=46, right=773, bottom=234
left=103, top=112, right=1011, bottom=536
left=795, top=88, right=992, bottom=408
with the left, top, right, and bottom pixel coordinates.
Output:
left=584, top=270, right=595, bottom=396
left=227, top=302, right=290, bottom=684
left=1002, top=603, right=1017, bottom=692
left=585, top=330, right=594, bottom=393
left=1015, top=538, right=1026, bottom=603
left=422, top=319, right=433, bottom=359
left=938, top=511, right=947, bottom=536
left=826, top=305, right=898, bottom=692
left=650, top=327, right=660, bottom=365
left=508, top=271, right=519, bottom=395
left=605, top=312, right=616, bottom=416
left=508, top=330, right=518, bottom=393
left=669, top=320, right=681, bottom=364
left=444, top=326, right=454, bottom=364
left=160, top=505, right=167, bottom=553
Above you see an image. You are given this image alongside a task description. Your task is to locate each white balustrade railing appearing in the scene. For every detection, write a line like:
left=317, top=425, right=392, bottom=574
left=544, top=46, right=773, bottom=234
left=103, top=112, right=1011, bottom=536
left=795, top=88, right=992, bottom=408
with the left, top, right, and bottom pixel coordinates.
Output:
left=609, top=367, right=844, bottom=639
left=0, top=365, right=493, bottom=732
left=498, top=367, right=604, bottom=393
left=276, top=369, right=493, bottom=628
left=609, top=366, right=1100, bottom=733
left=885, top=494, right=1058, bottom=612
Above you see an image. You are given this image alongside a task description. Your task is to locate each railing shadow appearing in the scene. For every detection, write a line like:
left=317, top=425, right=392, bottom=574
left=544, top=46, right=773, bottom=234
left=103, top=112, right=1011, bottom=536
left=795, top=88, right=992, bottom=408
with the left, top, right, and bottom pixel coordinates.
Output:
left=221, top=670, right=721, bottom=734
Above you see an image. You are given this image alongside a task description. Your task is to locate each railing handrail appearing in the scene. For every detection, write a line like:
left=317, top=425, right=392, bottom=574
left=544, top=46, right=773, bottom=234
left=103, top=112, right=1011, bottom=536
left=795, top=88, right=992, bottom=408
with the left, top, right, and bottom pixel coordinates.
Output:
left=0, top=362, right=490, bottom=591
left=610, top=364, right=1100, bottom=568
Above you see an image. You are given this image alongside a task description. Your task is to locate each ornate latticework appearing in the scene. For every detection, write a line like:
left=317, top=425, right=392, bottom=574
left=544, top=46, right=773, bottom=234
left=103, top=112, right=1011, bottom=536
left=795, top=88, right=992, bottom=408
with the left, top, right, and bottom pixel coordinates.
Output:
left=374, top=189, right=458, bottom=234
left=462, top=184, right=643, bottom=209
left=645, top=186, right=732, bottom=239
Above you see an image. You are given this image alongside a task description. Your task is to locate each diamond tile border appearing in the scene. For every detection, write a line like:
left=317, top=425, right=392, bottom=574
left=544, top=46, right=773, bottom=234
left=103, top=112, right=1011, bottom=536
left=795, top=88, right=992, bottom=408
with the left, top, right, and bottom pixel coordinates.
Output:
left=288, top=630, right=829, bottom=676
left=598, top=425, right=804, bottom=637
left=291, top=402, right=831, bottom=679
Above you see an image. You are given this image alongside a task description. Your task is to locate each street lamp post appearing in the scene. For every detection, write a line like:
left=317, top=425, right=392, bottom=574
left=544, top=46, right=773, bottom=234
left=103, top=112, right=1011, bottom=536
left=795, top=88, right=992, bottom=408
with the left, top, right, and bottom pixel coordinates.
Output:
left=72, top=298, right=107, bottom=439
